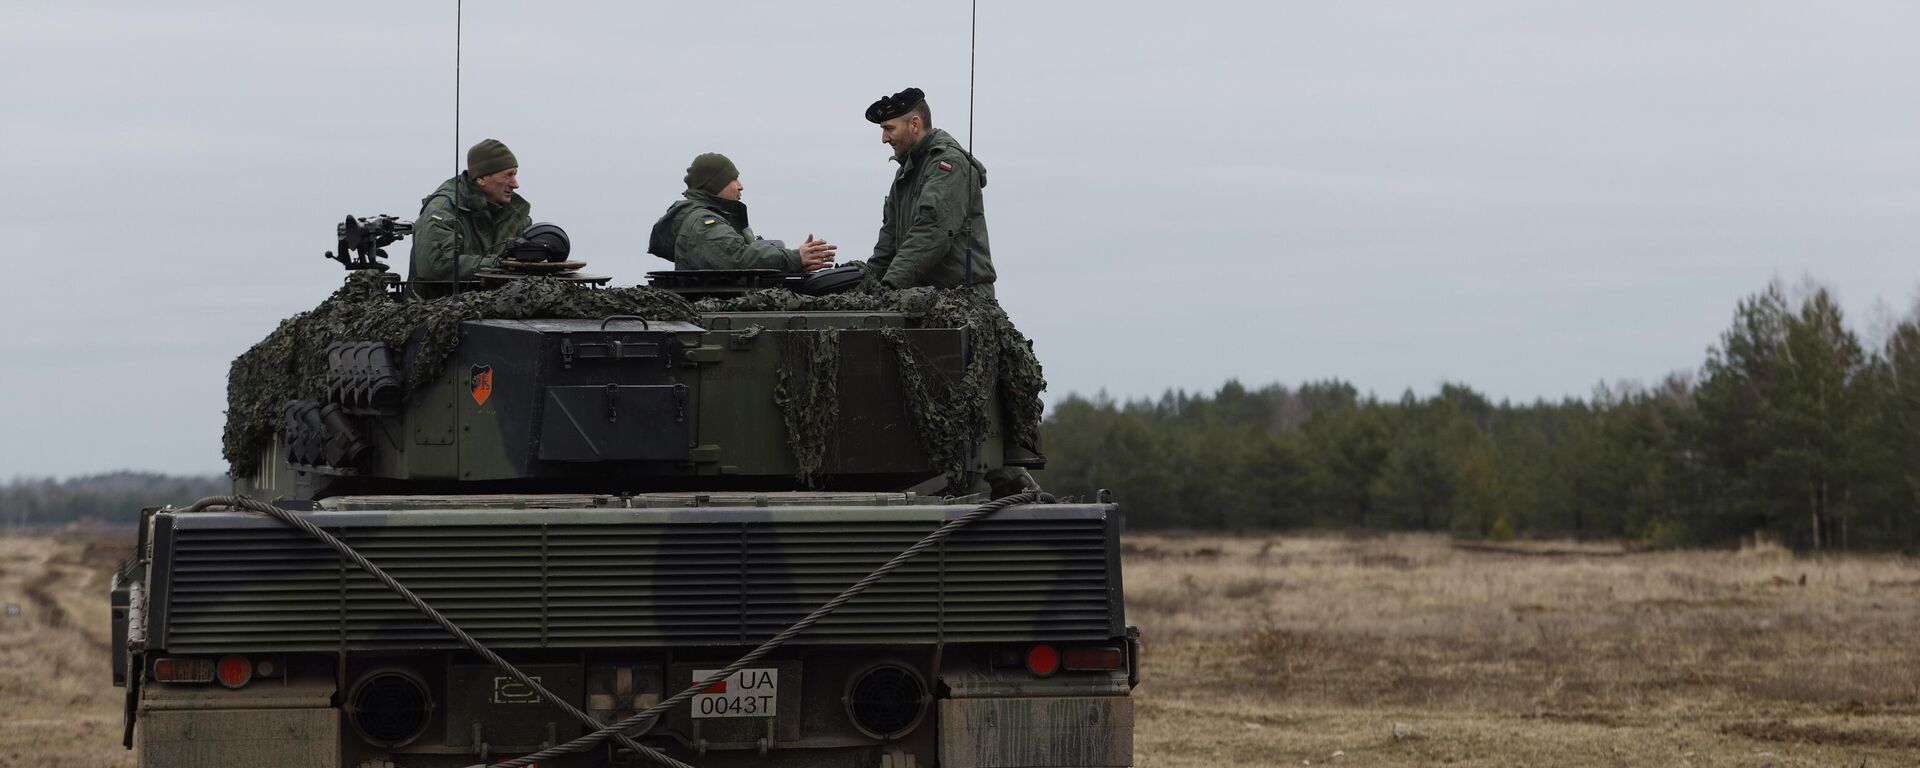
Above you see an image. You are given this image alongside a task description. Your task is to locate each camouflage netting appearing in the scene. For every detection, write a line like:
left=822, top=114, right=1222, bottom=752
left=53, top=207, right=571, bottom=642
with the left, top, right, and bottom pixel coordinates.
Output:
left=223, top=273, right=700, bottom=477
left=224, top=274, right=1047, bottom=487
left=773, top=328, right=841, bottom=485
left=698, top=287, right=1047, bottom=487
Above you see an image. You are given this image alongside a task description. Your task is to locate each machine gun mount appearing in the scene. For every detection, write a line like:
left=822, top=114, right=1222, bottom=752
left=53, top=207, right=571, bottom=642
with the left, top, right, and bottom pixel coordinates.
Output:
left=324, top=214, right=413, bottom=272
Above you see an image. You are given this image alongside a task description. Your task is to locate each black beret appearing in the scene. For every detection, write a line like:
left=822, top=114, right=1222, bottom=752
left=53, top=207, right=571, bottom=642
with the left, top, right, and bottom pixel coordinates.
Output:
left=865, top=87, right=925, bottom=124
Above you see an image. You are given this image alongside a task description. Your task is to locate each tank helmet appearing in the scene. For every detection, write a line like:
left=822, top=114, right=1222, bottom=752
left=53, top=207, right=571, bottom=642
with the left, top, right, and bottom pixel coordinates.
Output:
left=506, top=222, right=571, bottom=262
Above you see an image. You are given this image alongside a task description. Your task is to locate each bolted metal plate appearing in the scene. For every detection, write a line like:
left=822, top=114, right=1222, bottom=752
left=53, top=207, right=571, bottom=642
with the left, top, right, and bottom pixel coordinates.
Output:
left=445, top=663, right=584, bottom=749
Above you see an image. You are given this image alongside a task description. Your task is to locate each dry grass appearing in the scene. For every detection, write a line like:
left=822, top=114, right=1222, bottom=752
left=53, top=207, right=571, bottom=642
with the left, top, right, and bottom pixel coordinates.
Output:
left=1126, top=531, right=1920, bottom=767
left=0, top=528, right=135, bottom=767
left=10, top=528, right=1920, bottom=766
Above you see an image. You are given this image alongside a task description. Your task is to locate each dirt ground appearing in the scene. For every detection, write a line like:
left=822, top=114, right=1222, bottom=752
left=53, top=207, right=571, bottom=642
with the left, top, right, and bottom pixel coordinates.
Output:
left=0, top=527, right=136, bottom=767
left=7, top=528, right=1920, bottom=766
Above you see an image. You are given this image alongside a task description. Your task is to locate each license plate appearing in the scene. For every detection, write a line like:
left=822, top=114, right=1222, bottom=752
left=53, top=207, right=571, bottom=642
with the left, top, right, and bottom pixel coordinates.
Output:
left=690, top=668, right=778, bottom=719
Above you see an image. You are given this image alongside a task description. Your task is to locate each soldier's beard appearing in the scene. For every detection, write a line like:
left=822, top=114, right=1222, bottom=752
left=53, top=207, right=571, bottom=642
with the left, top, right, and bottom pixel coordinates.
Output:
left=892, top=131, right=923, bottom=158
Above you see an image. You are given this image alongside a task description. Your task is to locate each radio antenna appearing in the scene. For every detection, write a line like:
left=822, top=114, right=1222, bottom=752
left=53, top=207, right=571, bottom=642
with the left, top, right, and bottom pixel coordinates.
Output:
left=453, top=0, right=462, bottom=181
left=452, top=0, right=463, bottom=301
left=967, top=0, right=977, bottom=151
left=452, top=0, right=464, bottom=463
left=963, top=0, right=978, bottom=289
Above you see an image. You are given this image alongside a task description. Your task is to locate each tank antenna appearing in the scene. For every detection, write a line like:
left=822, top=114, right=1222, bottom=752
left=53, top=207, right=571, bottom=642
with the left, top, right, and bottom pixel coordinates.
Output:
left=963, top=0, right=977, bottom=289
left=967, top=0, right=977, bottom=152
left=453, top=0, right=462, bottom=181
left=452, top=0, right=463, bottom=301
left=452, top=0, right=464, bottom=462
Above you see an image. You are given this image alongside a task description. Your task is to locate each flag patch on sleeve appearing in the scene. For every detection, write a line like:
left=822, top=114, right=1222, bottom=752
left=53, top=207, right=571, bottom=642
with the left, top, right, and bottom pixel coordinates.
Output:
left=937, top=161, right=953, bottom=171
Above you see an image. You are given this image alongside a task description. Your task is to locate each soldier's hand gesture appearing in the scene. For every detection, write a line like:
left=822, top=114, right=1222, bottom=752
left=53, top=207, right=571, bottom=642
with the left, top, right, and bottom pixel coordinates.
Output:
left=799, top=234, right=837, bottom=272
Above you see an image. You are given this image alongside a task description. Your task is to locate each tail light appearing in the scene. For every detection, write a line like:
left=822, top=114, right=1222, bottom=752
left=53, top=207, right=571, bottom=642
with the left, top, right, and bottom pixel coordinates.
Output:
left=151, top=655, right=259, bottom=687
left=153, top=657, right=215, bottom=683
left=216, top=655, right=252, bottom=688
left=1024, top=644, right=1059, bottom=677
left=1063, top=646, right=1125, bottom=671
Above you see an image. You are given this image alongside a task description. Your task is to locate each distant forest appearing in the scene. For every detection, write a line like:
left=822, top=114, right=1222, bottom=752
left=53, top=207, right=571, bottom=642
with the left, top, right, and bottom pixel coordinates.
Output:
left=0, top=472, right=225, bottom=527
left=1041, top=281, right=1920, bottom=552
left=10, top=281, right=1917, bottom=551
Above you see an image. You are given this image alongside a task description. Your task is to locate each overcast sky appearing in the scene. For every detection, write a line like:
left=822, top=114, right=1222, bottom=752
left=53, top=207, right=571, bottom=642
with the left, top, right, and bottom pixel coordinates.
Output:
left=3, top=1, right=1917, bottom=477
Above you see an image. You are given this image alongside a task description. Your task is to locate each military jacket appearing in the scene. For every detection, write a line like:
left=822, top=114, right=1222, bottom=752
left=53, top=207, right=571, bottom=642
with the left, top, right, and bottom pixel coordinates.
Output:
left=408, top=173, right=532, bottom=283
left=868, top=128, right=994, bottom=292
left=647, top=191, right=801, bottom=271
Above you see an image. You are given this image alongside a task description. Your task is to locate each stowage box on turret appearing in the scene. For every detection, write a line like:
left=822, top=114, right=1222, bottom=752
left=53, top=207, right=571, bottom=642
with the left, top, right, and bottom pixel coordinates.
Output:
left=110, top=219, right=1136, bottom=768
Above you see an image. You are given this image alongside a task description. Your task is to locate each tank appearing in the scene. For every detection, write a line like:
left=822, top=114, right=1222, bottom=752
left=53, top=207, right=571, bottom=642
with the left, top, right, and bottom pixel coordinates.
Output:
left=109, top=216, right=1137, bottom=768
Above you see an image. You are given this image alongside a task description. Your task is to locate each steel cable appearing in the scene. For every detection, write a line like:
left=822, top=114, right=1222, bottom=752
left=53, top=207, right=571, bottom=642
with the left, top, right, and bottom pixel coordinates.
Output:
left=177, top=496, right=679, bottom=767
left=496, top=490, right=1039, bottom=767
left=173, top=490, right=1040, bottom=767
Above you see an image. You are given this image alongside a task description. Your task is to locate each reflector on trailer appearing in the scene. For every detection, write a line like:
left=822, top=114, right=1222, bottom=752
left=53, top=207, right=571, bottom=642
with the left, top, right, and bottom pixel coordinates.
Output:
left=1025, top=644, right=1060, bottom=677
left=1063, top=646, right=1125, bottom=671
left=216, top=655, right=252, bottom=688
left=153, top=657, right=215, bottom=683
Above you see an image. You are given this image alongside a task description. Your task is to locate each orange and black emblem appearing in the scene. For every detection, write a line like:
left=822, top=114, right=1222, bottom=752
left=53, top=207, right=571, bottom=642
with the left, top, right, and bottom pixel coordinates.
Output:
left=468, top=364, right=493, bottom=406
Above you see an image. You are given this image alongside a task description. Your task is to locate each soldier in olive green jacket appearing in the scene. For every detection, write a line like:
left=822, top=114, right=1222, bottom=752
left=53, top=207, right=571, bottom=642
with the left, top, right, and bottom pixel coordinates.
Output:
left=865, top=88, right=994, bottom=294
left=648, top=153, right=835, bottom=272
left=408, top=138, right=532, bottom=286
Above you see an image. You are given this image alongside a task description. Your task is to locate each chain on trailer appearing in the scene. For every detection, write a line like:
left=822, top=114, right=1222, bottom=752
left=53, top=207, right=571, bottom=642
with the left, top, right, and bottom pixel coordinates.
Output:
left=169, top=490, right=1044, bottom=768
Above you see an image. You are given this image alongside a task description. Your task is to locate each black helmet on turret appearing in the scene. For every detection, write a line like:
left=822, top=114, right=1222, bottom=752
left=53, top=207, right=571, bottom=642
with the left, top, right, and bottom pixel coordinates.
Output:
left=506, top=222, right=570, bottom=262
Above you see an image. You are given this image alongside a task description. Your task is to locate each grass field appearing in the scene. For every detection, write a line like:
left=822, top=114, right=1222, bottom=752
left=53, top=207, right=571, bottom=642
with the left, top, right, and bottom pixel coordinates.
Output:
left=1127, top=532, right=1920, bottom=767
left=6, top=528, right=1919, bottom=766
left=0, top=528, right=135, bottom=767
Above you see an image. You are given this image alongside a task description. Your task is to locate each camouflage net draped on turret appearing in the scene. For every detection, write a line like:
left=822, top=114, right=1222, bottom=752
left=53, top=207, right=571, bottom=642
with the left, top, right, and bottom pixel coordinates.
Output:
left=698, top=287, right=1046, bottom=488
left=773, top=328, right=841, bottom=485
left=223, top=273, right=700, bottom=477
left=225, top=274, right=1047, bottom=487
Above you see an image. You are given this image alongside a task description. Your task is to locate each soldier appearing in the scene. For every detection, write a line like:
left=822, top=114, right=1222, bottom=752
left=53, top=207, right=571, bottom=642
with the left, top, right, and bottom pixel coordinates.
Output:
left=408, top=138, right=532, bottom=285
left=648, top=152, right=836, bottom=272
left=864, top=88, right=994, bottom=294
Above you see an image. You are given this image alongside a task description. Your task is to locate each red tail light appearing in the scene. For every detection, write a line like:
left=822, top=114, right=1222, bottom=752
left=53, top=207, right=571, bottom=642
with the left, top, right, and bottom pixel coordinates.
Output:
left=1025, top=644, right=1060, bottom=677
left=1063, top=646, right=1125, bottom=671
left=216, top=655, right=252, bottom=688
left=153, top=657, right=215, bottom=683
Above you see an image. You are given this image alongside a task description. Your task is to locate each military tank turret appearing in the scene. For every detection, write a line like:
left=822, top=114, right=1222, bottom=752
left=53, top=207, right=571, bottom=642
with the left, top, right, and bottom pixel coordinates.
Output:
left=110, top=216, right=1136, bottom=768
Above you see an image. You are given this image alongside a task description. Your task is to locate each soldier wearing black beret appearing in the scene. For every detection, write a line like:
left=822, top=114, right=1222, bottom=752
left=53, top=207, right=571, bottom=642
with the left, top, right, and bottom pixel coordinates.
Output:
left=864, top=88, right=996, bottom=295
left=869, top=88, right=1042, bottom=496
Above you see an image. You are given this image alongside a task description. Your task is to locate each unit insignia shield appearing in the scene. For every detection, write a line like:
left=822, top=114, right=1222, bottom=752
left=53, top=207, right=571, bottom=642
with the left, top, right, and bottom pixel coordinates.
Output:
left=469, top=364, right=493, bottom=405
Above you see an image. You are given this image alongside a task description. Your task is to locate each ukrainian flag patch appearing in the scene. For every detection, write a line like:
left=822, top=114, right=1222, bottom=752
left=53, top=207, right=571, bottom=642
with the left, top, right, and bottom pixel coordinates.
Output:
left=702, top=217, right=718, bottom=225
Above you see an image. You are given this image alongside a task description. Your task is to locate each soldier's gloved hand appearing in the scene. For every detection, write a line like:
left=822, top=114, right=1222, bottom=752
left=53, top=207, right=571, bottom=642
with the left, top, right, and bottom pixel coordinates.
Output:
left=799, top=234, right=838, bottom=272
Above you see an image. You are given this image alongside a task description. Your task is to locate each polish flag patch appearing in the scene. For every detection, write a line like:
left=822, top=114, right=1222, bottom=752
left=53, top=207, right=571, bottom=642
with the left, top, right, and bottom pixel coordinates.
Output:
left=937, top=161, right=953, bottom=171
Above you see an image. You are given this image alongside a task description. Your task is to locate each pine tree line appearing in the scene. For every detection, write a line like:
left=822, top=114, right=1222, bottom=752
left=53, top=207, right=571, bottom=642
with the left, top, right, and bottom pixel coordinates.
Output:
left=0, top=472, right=226, bottom=526
left=1039, top=281, right=1920, bottom=551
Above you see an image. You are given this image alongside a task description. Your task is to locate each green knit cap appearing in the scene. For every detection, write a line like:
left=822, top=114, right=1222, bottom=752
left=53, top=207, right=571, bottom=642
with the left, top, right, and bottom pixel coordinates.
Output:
left=684, top=152, right=738, bottom=195
left=467, top=139, right=518, bottom=178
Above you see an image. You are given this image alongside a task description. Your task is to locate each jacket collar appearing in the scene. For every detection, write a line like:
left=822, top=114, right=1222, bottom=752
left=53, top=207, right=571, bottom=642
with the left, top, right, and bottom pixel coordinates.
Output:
left=451, top=172, right=527, bottom=215
left=891, top=128, right=952, bottom=172
left=684, top=190, right=749, bottom=228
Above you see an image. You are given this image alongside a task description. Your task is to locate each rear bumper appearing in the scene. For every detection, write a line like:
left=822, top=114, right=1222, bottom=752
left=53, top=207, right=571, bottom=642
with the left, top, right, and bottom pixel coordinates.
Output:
left=137, top=708, right=338, bottom=768
left=939, top=696, right=1133, bottom=768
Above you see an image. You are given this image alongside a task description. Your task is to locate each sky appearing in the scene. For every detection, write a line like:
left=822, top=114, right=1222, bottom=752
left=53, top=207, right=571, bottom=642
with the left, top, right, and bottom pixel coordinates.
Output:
left=3, top=1, right=1917, bottom=477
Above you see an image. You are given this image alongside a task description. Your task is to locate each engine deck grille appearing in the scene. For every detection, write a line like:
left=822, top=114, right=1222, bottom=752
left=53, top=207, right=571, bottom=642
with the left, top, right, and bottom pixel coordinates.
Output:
left=153, top=505, right=1122, bottom=652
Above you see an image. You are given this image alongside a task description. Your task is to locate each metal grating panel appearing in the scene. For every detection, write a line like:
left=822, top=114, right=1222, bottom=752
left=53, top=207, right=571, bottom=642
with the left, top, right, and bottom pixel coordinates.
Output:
left=158, top=507, right=1119, bottom=652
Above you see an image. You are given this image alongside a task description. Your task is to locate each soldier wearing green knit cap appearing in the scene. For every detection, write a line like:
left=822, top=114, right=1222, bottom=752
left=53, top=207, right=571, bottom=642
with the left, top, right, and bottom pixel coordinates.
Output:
left=408, top=138, right=533, bottom=289
left=648, top=152, right=836, bottom=272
